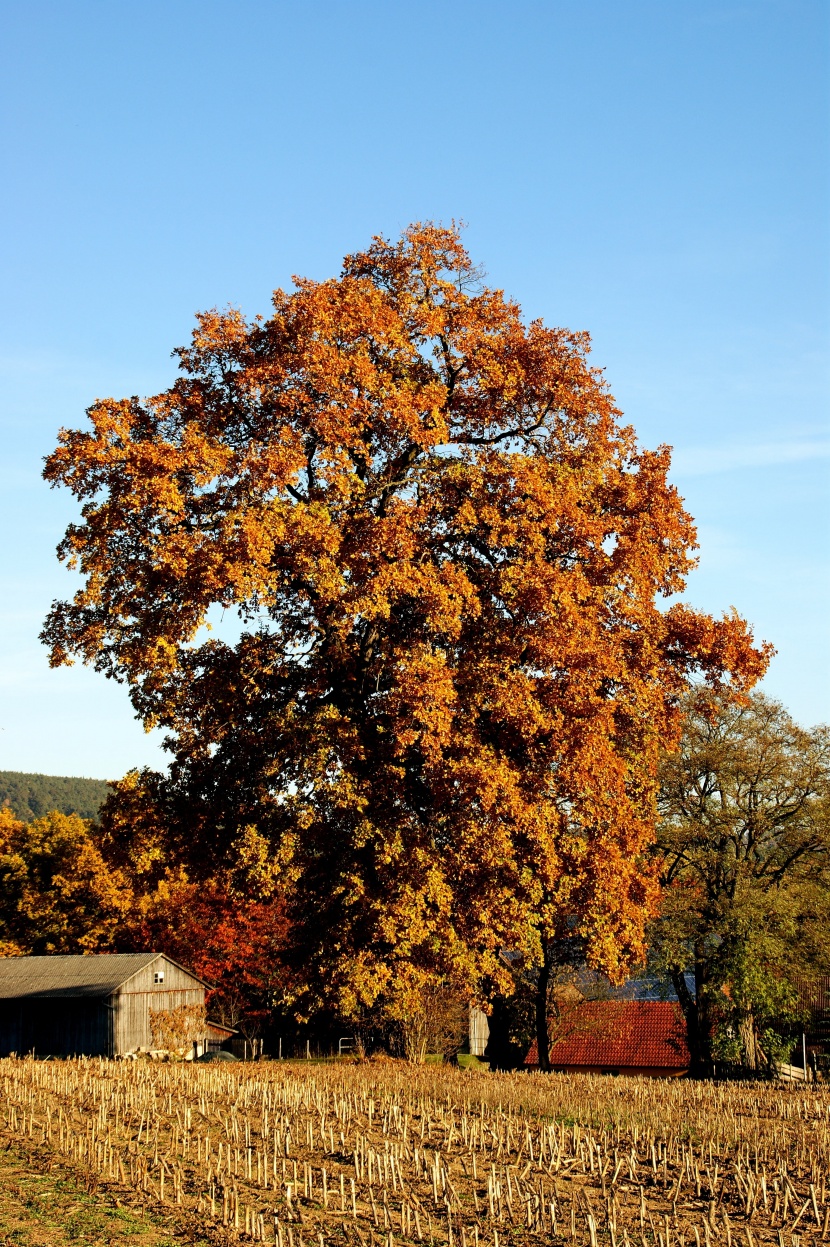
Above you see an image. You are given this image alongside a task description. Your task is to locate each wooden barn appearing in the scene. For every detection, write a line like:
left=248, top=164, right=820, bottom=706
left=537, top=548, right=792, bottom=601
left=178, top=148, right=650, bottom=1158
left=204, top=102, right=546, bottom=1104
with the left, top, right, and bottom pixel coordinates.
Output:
left=0, top=953, right=214, bottom=1058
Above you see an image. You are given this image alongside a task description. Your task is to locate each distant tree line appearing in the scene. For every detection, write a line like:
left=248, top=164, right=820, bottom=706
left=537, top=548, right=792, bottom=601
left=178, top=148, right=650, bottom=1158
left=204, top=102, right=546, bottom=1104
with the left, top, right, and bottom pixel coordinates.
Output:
left=0, top=772, right=110, bottom=822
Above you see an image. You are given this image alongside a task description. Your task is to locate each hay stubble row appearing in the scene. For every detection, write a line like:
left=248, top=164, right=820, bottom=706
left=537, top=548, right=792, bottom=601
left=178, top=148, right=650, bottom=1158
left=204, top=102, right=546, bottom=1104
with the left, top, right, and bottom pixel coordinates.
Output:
left=2, top=1059, right=829, bottom=1247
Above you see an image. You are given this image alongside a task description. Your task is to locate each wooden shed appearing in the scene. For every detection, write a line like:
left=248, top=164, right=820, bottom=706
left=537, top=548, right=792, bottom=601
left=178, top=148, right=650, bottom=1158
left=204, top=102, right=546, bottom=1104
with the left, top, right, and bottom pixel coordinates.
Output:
left=0, top=953, right=210, bottom=1057
left=798, top=976, right=830, bottom=1056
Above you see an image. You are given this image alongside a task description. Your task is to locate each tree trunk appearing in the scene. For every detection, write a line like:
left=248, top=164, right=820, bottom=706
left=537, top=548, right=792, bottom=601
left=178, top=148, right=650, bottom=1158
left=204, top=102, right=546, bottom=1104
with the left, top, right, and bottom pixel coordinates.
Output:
left=670, top=948, right=713, bottom=1077
left=535, top=941, right=552, bottom=1073
left=483, top=996, right=515, bottom=1071
left=670, top=966, right=700, bottom=1070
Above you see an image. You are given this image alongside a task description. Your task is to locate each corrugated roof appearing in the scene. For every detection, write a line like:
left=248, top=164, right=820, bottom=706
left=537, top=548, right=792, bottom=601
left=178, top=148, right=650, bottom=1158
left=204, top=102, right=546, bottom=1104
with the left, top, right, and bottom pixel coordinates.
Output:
left=612, top=972, right=695, bottom=1002
left=525, top=1000, right=689, bottom=1070
left=206, top=1019, right=238, bottom=1036
left=0, top=953, right=162, bottom=1000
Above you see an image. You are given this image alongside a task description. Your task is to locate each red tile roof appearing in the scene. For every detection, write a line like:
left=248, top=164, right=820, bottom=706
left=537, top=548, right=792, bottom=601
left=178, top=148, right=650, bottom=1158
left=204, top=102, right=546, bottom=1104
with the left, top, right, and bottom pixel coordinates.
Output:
left=525, top=1000, right=689, bottom=1070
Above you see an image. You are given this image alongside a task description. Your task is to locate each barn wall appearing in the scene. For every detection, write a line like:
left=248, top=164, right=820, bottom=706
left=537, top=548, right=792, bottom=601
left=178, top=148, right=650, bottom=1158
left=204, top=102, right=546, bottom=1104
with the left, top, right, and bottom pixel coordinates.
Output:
left=0, top=1000, right=110, bottom=1057
left=122, top=956, right=203, bottom=994
left=113, top=956, right=206, bottom=1053
left=0, top=1004, right=23, bottom=1057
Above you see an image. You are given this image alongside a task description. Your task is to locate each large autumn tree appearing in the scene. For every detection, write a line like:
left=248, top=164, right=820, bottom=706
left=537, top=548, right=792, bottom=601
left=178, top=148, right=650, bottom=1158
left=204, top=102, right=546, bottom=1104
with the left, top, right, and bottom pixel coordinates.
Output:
left=42, top=223, right=769, bottom=1030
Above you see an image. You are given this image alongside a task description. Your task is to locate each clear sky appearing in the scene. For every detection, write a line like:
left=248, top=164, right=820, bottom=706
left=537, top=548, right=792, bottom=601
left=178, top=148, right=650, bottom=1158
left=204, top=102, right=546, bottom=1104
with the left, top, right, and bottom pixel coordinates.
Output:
left=1, top=0, right=828, bottom=779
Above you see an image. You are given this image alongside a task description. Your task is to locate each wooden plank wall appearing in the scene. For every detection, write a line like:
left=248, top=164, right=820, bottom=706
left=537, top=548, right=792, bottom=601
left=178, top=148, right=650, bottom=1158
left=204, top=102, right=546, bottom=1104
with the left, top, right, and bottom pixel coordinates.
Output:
left=113, top=955, right=206, bottom=1053
left=0, top=1001, right=110, bottom=1057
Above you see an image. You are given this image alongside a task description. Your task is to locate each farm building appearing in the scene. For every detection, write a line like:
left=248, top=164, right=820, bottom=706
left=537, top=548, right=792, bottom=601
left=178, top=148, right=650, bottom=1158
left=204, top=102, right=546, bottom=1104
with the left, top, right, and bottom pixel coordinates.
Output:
left=469, top=1005, right=490, bottom=1057
left=0, top=952, right=228, bottom=1058
left=799, top=977, right=830, bottom=1052
left=525, top=999, right=690, bottom=1076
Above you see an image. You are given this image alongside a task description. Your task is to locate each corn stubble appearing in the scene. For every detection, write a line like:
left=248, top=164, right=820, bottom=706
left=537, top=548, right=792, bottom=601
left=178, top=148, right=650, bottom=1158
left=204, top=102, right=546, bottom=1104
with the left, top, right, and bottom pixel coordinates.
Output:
left=2, top=1059, right=828, bottom=1247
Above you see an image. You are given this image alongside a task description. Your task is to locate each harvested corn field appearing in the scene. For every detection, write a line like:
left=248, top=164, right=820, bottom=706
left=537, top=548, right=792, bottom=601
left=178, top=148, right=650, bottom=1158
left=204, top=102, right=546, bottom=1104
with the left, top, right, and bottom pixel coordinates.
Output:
left=1, top=1059, right=829, bottom=1247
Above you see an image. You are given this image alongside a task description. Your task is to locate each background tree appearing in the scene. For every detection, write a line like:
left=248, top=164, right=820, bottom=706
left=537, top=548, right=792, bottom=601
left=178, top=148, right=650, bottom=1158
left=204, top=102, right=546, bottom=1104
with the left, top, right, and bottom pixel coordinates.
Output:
left=651, top=691, right=830, bottom=1073
left=118, top=869, right=291, bottom=1041
left=0, top=808, right=132, bottom=954
left=42, top=223, right=769, bottom=1025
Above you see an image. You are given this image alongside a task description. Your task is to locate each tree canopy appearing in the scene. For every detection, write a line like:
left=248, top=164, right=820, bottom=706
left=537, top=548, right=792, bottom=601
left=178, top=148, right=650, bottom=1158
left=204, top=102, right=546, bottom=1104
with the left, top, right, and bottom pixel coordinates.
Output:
left=652, top=691, right=830, bottom=1072
left=43, top=223, right=770, bottom=1018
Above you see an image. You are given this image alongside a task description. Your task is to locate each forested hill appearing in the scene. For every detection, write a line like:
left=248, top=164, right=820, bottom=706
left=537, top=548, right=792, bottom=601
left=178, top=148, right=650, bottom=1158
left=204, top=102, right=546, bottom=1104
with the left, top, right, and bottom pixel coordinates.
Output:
left=0, top=772, right=111, bottom=821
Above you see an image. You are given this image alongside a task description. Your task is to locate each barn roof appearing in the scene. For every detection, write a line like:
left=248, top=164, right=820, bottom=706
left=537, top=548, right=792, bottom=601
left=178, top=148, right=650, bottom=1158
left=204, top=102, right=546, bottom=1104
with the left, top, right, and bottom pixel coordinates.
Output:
left=0, top=953, right=207, bottom=1000
left=525, top=1000, right=689, bottom=1070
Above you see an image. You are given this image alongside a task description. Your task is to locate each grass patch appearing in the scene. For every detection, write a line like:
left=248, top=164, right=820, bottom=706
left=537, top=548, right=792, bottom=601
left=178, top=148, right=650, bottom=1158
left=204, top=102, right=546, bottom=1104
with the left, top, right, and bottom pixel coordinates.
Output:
left=456, top=1053, right=490, bottom=1071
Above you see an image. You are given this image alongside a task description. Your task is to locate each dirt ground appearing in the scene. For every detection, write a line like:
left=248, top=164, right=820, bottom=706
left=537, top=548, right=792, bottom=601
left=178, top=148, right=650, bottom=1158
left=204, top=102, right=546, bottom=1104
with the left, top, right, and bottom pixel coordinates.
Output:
left=0, top=1138, right=211, bottom=1247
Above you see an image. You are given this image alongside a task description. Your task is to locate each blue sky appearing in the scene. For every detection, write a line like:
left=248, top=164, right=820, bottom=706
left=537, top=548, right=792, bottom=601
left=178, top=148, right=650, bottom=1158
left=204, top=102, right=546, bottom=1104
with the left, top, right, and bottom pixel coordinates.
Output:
left=1, top=0, right=827, bottom=779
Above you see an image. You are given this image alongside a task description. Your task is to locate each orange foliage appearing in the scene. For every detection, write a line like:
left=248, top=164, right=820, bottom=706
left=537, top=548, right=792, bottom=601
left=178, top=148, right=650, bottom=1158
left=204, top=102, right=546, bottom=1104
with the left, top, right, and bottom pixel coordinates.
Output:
left=121, top=873, right=289, bottom=1033
left=42, top=224, right=770, bottom=1016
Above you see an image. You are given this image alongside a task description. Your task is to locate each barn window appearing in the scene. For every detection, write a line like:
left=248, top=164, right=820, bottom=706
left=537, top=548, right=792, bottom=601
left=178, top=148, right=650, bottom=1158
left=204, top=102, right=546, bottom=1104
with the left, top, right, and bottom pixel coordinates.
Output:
left=154, top=970, right=165, bottom=985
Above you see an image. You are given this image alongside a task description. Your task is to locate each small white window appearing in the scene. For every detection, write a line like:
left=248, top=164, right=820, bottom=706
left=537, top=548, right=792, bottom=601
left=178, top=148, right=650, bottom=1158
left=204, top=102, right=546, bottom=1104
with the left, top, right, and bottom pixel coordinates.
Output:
left=154, top=970, right=165, bottom=985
